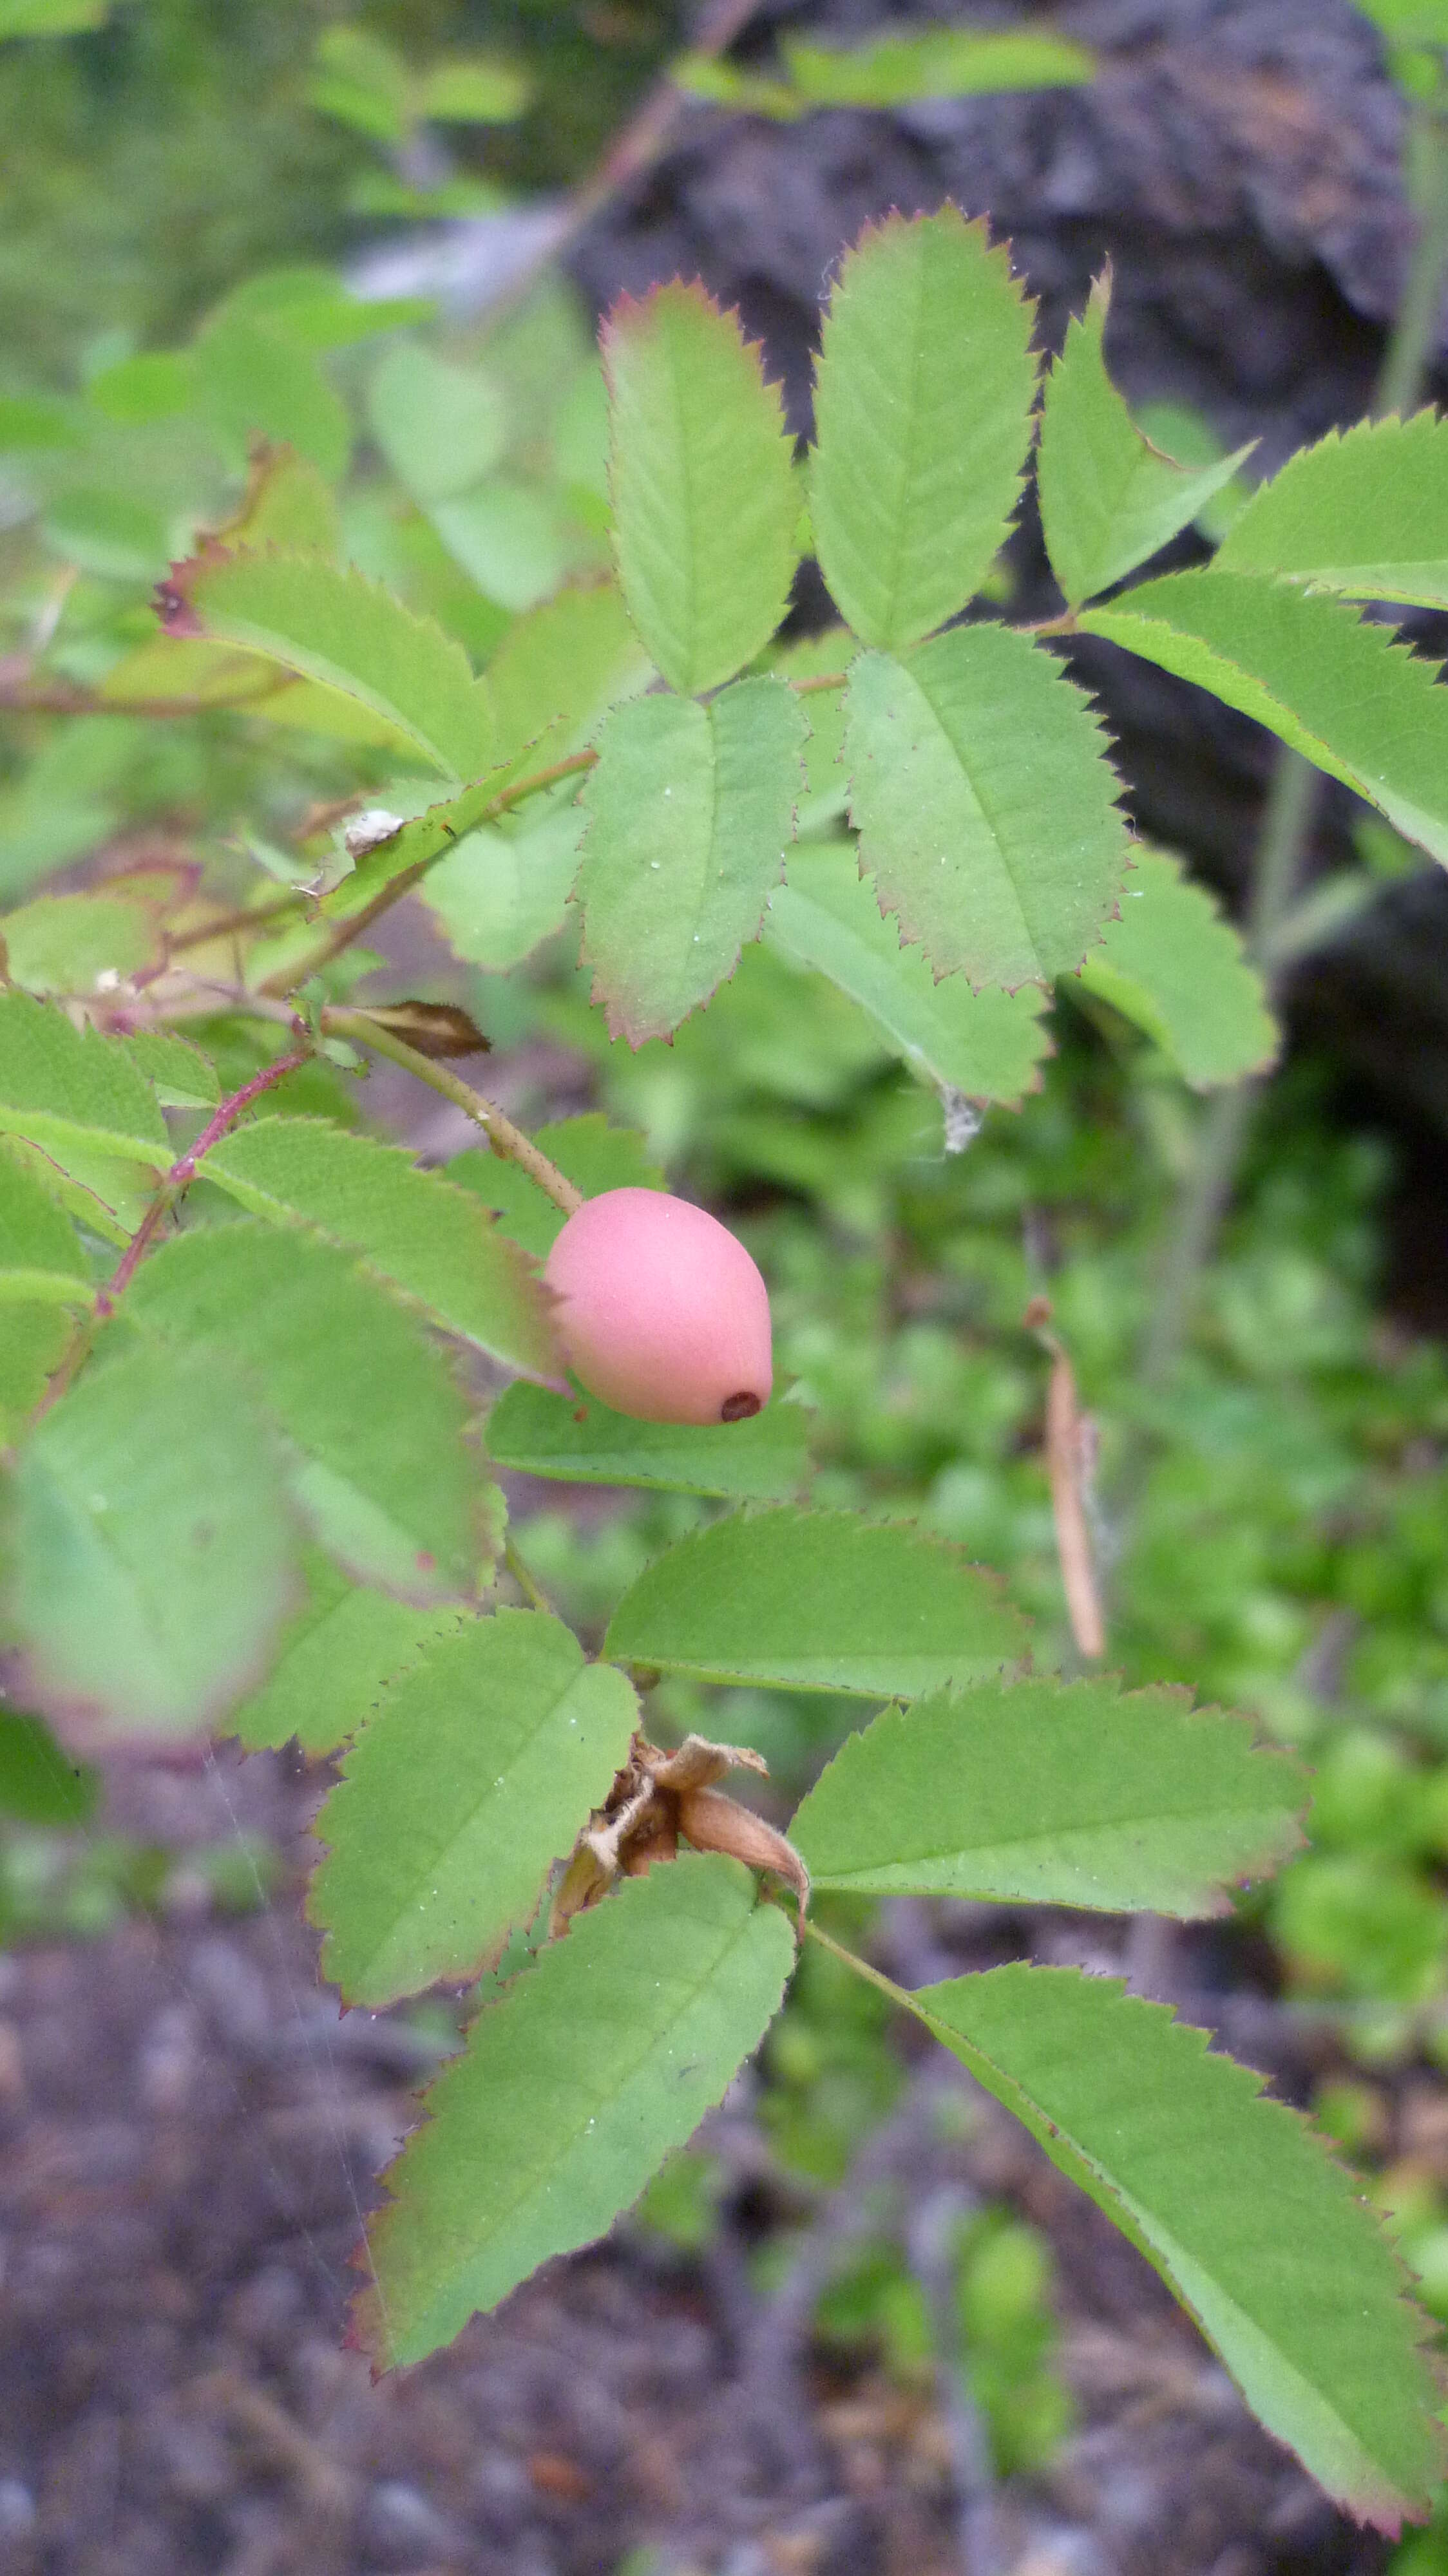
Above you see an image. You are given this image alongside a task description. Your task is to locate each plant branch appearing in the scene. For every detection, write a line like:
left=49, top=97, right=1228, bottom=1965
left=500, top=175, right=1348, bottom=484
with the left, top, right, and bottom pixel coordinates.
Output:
left=321, top=1007, right=584, bottom=1215
left=258, top=748, right=599, bottom=997
left=30, top=1045, right=311, bottom=1423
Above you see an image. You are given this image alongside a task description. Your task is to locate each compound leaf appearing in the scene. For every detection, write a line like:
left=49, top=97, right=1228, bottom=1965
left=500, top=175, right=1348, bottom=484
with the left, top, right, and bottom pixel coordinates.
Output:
left=157, top=549, right=494, bottom=781
left=809, top=208, right=1037, bottom=650
left=124, top=1223, right=495, bottom=1605
left=312, top=1610, right=640, bottom=2005
left=791, top=1674, right=1306, bottom=1914
left=1080, top=572, right=1448, bottom=866
left=2, top=1342, right=298, bottom=1750
left=605, top=1506, right=1029, bottom=1695
left=605, top=282, right=797, bottom=696
left=202, top=1117, right=559, bottom=1380
left=449, top=1113, right=663, bottom=1258
left=229, top=1550, right=460, bottom=1754
left=354, top=1854, right=796, bottom=2366
left=1038, top=272, right=1255, bottom=607
left=909, top=1965, right=1443, bottom=2530
left=846, top=625, right=1130, bottom=985
left=0, top=990, right=167, bottom=1166
left=1075, top=846, right=1279, bottom=1087
left=1214, top=412, right=1448, bottom=609
left=765, top=848, right=1051, bottom=1103
left=487, top=1379, right=810, bottom=1499
left=577, top=678, right=806, bottom=1043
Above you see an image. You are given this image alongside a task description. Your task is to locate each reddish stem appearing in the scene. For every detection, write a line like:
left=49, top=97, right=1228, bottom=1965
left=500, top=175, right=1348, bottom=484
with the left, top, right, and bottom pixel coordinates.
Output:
left=93, top=1046, right=308, bottom=1321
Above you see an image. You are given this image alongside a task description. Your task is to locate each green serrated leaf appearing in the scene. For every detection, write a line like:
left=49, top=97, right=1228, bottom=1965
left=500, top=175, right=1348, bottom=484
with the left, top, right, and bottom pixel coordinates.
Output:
left=1037, top=272, right=1255, bottom=607
left=422, top=800, right=583, bottom=973
left=312, top=1609, right=639, bottom=2005
left=117, top=1028, right=220, bottom=1110
left=486, top=578, right=653, bottom=772
left=907, top=1965, right=1443, bottom=2528
left=229, top=1551, right=459, bottom=1756
left=1081, top=572, right=1448, bottom=867
left=782, top=26, right=1094, bottom=104
left=202, top=1117, right=558, bottom=1381
left=487, top=1379, right=810, bottom=1499
left=766, top=847, right=1051, bottom=1103
left=605, top=1506, right=1029, bottom=1694
left=354, top=1853, right=796, bottom=2365
left=791, top=1675, right=1306, bottom=1913
left=367, top=343, right=506, bottom=506
left=448, top=1113, right=663, bottom=1258
left=1075, top=847, right=1279, bottom=1088
left=1214, top=412, right=1448, bottom=609
left=223, top=443, right=342, bottom=556
left=1, top=1134, right=151, bottom=1247
left=124, top=1223, right=495, bottom=1604
left=605, top=283, right=798, bottom=696
left=809, top=209, right=1038, bottom=651
left=0, top=1143, right=91, bottom=1307
left=577, top=678, right=806, bottom=1044
left=1, top=892, right=160, bottom=998
left=160, top=550, right=494, bottom=781
left=0, top=990, right=168, bottom=1166
left=2, top=1343, right=298, bottom=1748
left=846, top=627, right=1129, bottom=987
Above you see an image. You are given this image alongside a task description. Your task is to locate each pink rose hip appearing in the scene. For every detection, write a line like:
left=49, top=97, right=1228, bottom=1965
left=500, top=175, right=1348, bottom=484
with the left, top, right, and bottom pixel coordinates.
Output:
left=543, top=1188, right=772, bottom=1426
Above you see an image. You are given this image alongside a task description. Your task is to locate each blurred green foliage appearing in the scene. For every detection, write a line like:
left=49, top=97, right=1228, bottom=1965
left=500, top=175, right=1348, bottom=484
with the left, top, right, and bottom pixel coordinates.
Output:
left=6, top=3, right=1448, bottom=2522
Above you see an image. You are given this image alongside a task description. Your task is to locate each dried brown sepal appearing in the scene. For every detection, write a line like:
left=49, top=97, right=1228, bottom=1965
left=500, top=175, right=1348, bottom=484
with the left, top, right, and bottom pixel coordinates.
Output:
left=674, top=1785, right=810, bottom=1920
left=552, top=1730, right=807, bottom=1931
left=357, top=1001, right=491, bottom=1059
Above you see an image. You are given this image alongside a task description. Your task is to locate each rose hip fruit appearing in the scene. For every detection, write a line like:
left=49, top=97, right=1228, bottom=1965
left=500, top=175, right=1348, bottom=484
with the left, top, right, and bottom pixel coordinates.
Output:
left=543, top=1188, right=772, bottom=1426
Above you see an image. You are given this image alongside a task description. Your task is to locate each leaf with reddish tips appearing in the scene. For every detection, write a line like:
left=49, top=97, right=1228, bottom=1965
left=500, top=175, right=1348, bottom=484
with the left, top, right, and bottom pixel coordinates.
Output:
left=605, top=281, right=798, bottom=696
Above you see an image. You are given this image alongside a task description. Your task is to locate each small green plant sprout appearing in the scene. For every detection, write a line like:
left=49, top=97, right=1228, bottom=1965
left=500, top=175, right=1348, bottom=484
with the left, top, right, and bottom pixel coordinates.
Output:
left=5, top=203, right=1448, bottom=2527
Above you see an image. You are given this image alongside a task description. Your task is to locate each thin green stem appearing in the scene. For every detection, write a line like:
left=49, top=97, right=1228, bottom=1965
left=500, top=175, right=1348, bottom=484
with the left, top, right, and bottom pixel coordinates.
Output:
left=322, top=1007, right=584, bottom=1215
left=804, top=1916, right=920, bottom=2012
left=503, top=1535, right=559, bottom=1618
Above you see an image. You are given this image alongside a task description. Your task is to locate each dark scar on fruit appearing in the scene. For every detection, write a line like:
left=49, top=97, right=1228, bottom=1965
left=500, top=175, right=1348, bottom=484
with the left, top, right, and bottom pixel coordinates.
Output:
left=720, top=1392, right=761, bottom=1422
